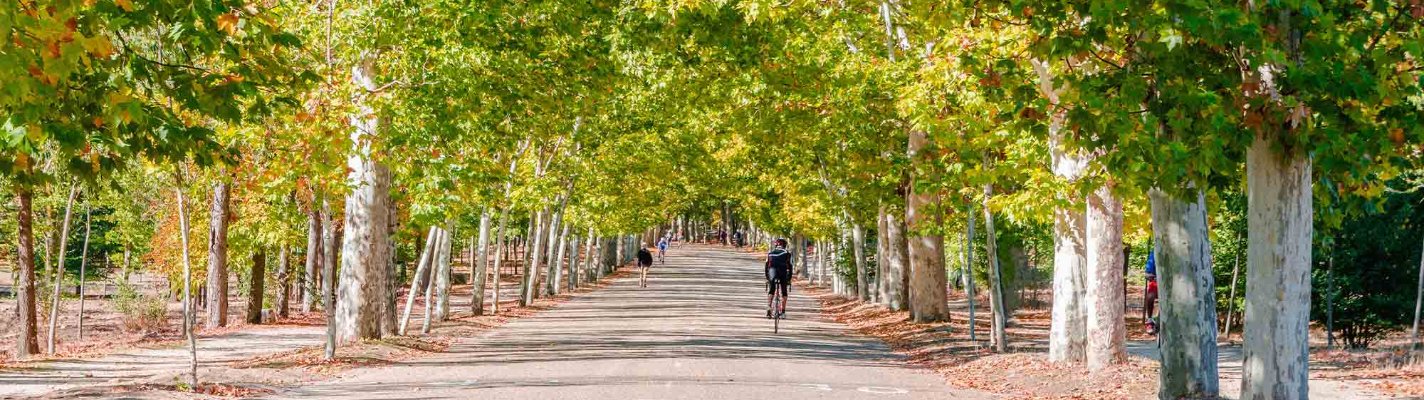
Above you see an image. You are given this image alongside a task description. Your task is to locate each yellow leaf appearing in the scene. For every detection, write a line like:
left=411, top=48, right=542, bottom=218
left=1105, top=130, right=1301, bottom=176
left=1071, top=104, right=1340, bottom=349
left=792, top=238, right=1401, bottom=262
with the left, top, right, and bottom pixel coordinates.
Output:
left=114, top=0, right=133, bottom=12
left=217, top=13, right=240, bottom=35
left=83, top=35, right=113, bottom=58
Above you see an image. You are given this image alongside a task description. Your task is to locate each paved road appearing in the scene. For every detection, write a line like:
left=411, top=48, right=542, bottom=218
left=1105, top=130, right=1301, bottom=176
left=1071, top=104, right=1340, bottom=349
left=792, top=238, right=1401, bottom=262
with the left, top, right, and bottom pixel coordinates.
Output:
left=277, top=245, right=992, bottom=400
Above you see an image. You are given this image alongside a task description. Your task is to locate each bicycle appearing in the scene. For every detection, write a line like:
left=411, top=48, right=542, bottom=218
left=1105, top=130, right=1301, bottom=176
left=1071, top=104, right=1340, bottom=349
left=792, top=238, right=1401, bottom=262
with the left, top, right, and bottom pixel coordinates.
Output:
left=768, top=278, right=786, bottom=333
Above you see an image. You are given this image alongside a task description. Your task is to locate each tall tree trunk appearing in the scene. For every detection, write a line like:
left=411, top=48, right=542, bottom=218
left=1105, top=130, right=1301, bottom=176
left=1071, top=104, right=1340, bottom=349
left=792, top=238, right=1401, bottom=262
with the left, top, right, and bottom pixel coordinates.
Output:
left=433, top=224, right=453, bottom=321
left=207, top=182, right=232, bottom=329
left=332, top=54, right=392, bottom=346
left=982, top=185, right=1008, bottom=352
left=852, top=222, right=870, bottom=301
left=382, top=197, right=399, bottom=337
left=472, top=211, right=492, bottom=315
left=174, top=182, right=199, bottom=387
left=612, top=235, right=624, bottom=269
left=303, top=205, right=321, bottom=313
left=817, top=238, right=828, bottom=286
left=15, top=188, right=39, bottom=358
left=602, top=237, right=618, bottom=276
left=399, top=227, right=439, bottom=335
left=421, top=230, right=441, bottom=334
left=276, top=244, right=290, bottom=318
left=580, top=235, right=592, bottom=283
left=567, top=235, right=580, bottom=290
left=1223, top=242, right=1242, bottom=338
left=76, top=206, right=92, bottom=339
left=965, top=206, right=978, bottom=343
left=1049, top=199, right=1089, bottom=363
left=885, top=208, right=909, bottom=311
left=906, top=130, right=949, bottom=322
left=1037, top=58, right=1090, bottom=364
left=246, top=248, right=266, bottom=324
left=1150, top=189, right=1220, bottom=399
left=491, top=210, right=510, bottom=314
left=877, top=208, right=890, bottom=304
left=554, top=223, right=570, bottom=295
left=544, top=209, right=564, bottom=296
left=798, top=236, right=810, bottom=282
left=322, top=203, right=339, bottom=359
left=46, top=185, right=78, bottom=354
left=831, top=226, right=843, bottom=294
left=1241, top=131, right=1312, bottom=400
left=523, top=211, right=545, bottom=306
left=1085, top=184, right=1127, bottom=369
left=1414, top=234, right=1424, bottom=346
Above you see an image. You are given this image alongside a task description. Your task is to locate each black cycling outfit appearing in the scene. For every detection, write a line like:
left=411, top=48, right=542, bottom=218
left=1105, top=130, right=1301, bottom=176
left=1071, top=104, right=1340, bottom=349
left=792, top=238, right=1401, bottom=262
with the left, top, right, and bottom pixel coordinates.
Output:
left=765, top=248, right=793, bottom=296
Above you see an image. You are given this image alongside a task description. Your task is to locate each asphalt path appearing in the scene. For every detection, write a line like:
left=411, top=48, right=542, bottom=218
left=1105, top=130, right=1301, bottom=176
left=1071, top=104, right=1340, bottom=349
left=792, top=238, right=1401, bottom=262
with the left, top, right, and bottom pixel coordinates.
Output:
left=275, top=244, right=993, bottom=400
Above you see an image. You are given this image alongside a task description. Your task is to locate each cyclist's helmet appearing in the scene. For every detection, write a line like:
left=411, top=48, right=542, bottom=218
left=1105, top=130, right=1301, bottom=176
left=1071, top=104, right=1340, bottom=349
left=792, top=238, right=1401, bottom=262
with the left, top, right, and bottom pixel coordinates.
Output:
left=774, top=238, right=788, bottom=249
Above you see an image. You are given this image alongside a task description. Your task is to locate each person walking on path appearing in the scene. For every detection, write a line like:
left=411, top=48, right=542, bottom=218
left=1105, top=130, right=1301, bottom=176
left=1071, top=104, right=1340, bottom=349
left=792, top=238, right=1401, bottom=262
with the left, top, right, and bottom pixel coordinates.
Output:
left=637, top=243, right=655, bottom=288
left=657, top=237, right=669, bottom=264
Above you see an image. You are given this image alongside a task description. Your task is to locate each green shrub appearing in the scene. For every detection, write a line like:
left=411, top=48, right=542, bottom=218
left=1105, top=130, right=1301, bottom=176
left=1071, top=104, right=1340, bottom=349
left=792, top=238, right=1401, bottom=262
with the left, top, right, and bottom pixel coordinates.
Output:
left=112, top=278, right=167, bottom=333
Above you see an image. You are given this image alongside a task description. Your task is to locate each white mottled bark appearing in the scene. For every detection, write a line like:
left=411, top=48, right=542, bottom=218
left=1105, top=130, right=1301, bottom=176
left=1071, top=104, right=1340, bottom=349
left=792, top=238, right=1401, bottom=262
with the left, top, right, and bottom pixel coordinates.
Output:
left=333, top=55, right=392, bottom=344
left=173, top=183, right=199, bottom=387
left=1150, top=188, right=1220, bottom=399
left=877, top=208, right=890, bottom=304
left=46, top=185, right=78, bottom=354
left=1037, top=57, right=1090, bottom=365
left=322, top=203, right=338, bottom=359
left=303, top=205, right=321, bottom=313
left=523, top=211, right=545, bottom=306
left=1242, top=132, right=1312, bottom=400
left=1085, top=184, right=1126, bottom=370
left=276, top=244, right=290, bottom=318
left=206, top=182, right=231, bottom=329
left=852, top=222, right=869, bottom=301
left=982, top=185, right=1008, bottom=352
left=554, top=224, right=570, bottom=295
left=433, top=225, right=453, bottom=321
left=544, top=209, right=564, bottom=296
left=582, top=227, right=596, bottom=284
left=906, top=129, right=949, bottom=322
left=472, top=211, right=491, bottom=315
left=421, top=229, right=440, bottom=334
left=491, top=209, right=510, bottom=314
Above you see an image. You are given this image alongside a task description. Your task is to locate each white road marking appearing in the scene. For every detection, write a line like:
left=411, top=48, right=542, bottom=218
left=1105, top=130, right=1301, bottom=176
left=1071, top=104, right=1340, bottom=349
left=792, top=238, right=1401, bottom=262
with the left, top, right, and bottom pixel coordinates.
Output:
left=857, top=386, right=909, bottom=394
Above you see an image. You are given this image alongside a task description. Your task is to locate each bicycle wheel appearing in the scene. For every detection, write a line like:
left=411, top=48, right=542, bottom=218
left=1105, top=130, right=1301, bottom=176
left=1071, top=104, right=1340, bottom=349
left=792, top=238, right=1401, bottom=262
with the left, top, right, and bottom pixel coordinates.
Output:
left=773, top=292, right=780, bottom=334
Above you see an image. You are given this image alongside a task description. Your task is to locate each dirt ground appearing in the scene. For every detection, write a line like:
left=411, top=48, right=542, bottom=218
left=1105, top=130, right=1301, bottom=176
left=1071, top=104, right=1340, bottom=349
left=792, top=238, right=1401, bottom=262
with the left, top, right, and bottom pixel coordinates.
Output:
left=0, top=288, right=267, bottom=366
left=803, top=282, right=1422, bottom=400
left=1, top=265, right=634, bottom=399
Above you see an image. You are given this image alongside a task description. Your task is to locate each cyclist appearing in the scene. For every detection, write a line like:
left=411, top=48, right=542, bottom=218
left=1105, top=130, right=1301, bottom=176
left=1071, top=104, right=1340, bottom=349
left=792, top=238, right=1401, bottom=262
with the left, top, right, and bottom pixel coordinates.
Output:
left=765, top=238, right=794, bottom=318
left=637, top=243, right=654, bottom=288
left=657, top=236, right=669, bottom=264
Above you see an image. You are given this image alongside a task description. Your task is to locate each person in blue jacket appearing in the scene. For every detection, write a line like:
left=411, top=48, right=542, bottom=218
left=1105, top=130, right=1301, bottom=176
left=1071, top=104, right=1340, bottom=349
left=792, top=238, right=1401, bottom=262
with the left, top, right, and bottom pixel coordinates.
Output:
left=1144, top=250, right=1158, bottom=334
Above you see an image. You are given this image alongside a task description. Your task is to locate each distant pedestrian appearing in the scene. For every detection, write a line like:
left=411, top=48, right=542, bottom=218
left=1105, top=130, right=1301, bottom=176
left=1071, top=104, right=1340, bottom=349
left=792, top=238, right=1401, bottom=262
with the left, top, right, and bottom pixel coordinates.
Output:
left=657, top=237, right=669, bottom=264
left=1145, top=250, right=1158, bottom=335
left=637, top=243, right=654, bottom=288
